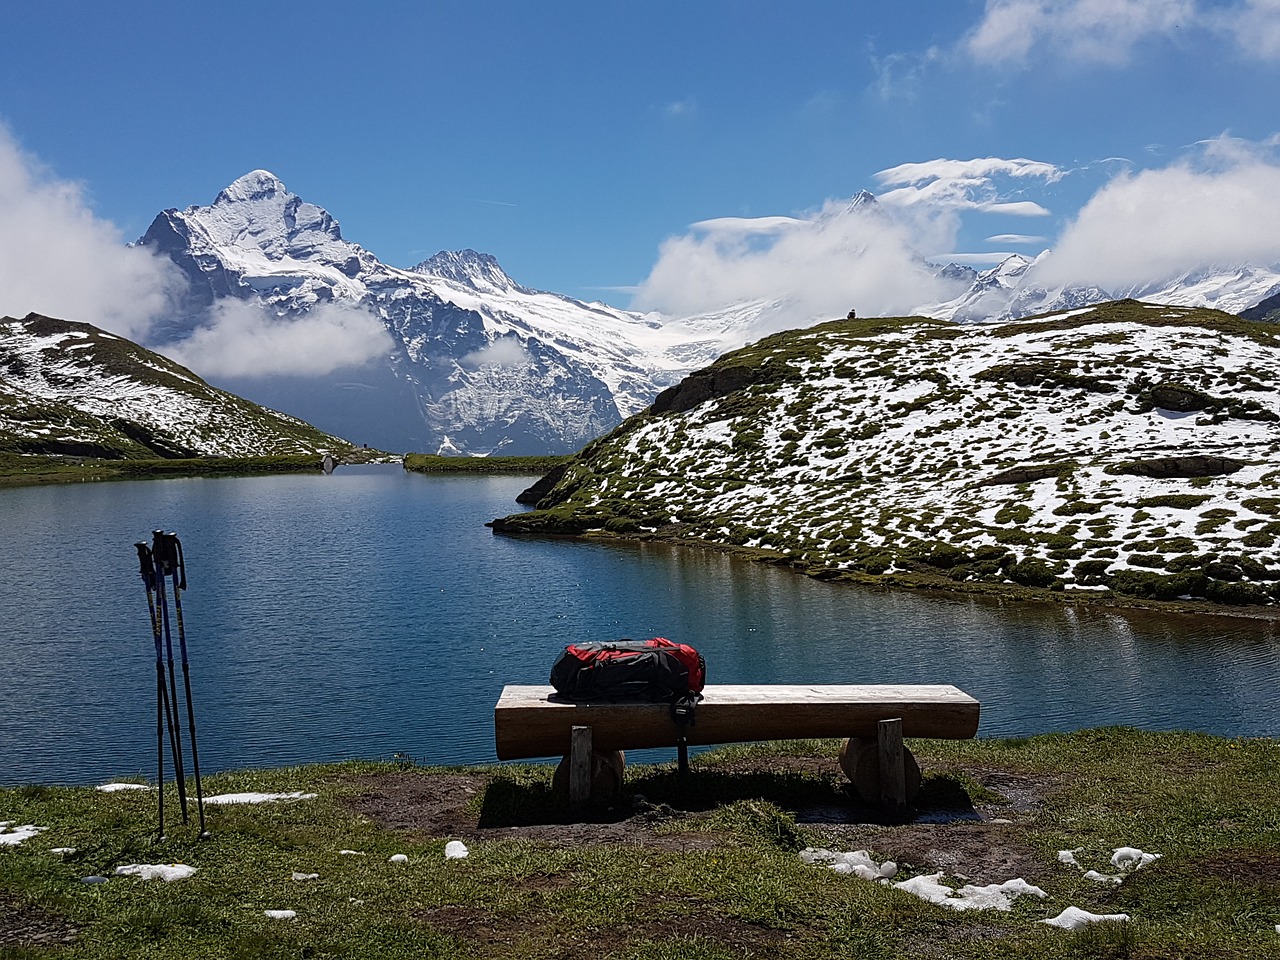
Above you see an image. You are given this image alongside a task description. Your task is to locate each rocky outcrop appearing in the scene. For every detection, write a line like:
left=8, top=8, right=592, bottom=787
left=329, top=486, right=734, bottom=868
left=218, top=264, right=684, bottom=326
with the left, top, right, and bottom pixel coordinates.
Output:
left=978, top=463, right=1074, bottom=487
left=515, top=463, right=569, bottom=506
left=1110, top=455, right=1244, bottom=479
left=1240, top=290, right=1280, bottom=323
left=651, top=364, right=764, bottom=415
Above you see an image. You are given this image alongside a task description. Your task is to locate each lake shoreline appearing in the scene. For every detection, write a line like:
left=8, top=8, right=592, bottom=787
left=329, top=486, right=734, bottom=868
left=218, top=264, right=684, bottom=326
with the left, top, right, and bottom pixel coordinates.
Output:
left=495, top=523, right=1280, bottom=622
left=11, top=453, right=1276, bottom=620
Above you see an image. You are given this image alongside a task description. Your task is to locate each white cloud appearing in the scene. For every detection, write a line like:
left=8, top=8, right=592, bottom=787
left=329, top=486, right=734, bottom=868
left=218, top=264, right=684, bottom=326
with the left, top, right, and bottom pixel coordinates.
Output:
left=162, top=300, right=393, bottom=378
left=868, top=45, right=943, bottom=100
left=875, top=157, right=1065, bottom=190
left=631, top=155, right=1071, bottom=327
left=965, top=0, right=1196, bottom=64
left=664, top=97, right=698, bottom=118
left=0, top=126, right=181, bottom=339
left=631, top=199, right=958, bottom=326
left=986, top=233, right=1050, bottom=243
left=1226, top=0, right=1280, bottom=58
left=689, top=216, right=807, bottom=234
left=459, top=337, right=532, bottom=370
left=964, top=0, right=1280, bottom=64
left=1037, top=135, right=1280, bottom=288
left=872, top=157, right=1061, bottom=256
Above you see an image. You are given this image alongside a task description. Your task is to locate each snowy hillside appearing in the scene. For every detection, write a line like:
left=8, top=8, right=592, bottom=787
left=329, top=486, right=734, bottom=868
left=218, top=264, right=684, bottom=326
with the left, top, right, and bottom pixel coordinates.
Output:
left=135, top=172, right=720, bottom=455
left=0, top=313, right=346, bottom=459
left=496, top=301, right=1280, bottom=607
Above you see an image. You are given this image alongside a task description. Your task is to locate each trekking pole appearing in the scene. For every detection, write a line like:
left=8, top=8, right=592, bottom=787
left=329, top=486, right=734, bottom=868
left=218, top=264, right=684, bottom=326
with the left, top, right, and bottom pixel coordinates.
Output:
left=157, top=531, right=209, bottom=839
left=152, top=531, right=189, bottom=823
left=135, top=542, right=171, bottom=842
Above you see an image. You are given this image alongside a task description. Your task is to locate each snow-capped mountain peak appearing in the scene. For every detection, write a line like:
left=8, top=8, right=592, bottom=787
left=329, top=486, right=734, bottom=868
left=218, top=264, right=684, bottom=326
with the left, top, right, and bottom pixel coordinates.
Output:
left=196, top=170, right=355, bottom=266
left=834, top=190, right=882, bottom=219
left=214, top=169, right=289, bottom=205
left=413, top=249, right=525, bottom=294
left=135, top=172, right=722, bottom=455
left=916, top=247, right=1280, bottom=323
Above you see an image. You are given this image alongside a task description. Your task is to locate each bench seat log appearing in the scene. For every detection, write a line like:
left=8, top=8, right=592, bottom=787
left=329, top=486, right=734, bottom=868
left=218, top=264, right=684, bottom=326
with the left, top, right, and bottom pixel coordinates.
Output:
left=494, top=683, right=979, bottom=761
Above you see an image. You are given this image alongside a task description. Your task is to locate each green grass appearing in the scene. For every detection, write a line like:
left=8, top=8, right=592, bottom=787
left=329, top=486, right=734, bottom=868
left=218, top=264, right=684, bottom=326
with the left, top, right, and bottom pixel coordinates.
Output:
left=0, top=450, right=387, bottom=489
left=2, top=731, right=1278, bottom=959
left=402, top=454, right=571, bottom=475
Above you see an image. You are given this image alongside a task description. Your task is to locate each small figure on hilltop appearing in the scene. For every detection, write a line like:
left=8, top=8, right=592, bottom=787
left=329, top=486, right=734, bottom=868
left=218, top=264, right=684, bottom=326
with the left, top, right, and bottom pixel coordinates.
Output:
left=846, top=308, right=857, bottom=320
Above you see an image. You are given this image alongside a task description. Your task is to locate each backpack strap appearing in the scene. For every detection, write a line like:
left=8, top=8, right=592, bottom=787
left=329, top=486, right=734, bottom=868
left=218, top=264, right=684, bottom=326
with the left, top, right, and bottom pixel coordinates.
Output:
left=669, top=692, right=702, bottom=781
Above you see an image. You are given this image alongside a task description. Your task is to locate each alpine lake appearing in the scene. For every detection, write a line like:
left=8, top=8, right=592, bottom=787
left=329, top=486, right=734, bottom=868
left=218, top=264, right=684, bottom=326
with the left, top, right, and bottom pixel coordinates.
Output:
left=1, top=464, right=1277, bottom=787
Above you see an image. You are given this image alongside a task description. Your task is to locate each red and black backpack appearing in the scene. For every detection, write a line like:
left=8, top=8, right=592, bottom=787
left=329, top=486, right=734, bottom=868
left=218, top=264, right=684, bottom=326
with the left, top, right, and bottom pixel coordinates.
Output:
left=550, top=637, right=705, bottom=703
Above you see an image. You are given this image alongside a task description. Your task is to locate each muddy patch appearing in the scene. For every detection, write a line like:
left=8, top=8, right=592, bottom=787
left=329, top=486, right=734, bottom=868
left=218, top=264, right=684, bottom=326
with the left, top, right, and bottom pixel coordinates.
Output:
left=0, top=892, right=79, bottom=949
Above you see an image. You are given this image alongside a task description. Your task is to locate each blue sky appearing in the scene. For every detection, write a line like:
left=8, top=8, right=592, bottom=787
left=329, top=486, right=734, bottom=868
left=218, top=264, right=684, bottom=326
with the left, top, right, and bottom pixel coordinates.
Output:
left=2, top=0, right=1279, bottom=325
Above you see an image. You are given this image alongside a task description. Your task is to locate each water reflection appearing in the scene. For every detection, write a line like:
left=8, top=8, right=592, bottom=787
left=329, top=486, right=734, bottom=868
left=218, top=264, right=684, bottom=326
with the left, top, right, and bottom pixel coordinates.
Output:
left=1, top=465, right=1276, bottom=786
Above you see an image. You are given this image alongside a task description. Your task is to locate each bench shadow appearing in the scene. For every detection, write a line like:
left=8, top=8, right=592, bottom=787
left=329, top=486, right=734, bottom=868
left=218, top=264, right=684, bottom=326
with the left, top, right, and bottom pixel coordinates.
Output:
left=477, top=768, right=980, bottom=829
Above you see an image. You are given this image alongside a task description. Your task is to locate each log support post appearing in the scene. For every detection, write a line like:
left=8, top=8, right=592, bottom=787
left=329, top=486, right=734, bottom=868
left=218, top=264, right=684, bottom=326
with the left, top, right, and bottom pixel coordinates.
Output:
left=878, top=717, right=907, bottom=818
left=569, top=725, right=592, bottom=804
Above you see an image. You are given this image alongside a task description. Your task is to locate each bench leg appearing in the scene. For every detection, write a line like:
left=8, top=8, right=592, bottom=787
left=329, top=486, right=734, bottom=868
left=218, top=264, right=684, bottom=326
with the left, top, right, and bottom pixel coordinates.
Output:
left=569, top=725, right=593, bottom=804
left=839, top=729, right=921, bottom=812
left=878, top=718, right=907, bottom=817
left=553, top=728, right=627, bottom=804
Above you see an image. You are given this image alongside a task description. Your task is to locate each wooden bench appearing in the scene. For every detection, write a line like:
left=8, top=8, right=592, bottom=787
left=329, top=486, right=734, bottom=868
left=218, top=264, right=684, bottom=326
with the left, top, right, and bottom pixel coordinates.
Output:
left=494, top=684, right=980, bottom=812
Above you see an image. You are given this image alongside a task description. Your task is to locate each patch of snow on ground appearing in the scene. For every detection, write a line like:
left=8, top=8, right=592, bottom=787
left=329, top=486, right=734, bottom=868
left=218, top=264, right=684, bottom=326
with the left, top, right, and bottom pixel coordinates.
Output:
left=893, top=873, right=1048, bottom=911
left=97, top=782, right=152, bottom=792
left=0, top=822, right=47, bottom=846
left=1059, top=845, right=1162, bottom=884
left=115, top=863, right=198, bottom=881
left=1083, top=870, right=1123, bottom=884
left=800, top=847, right=897, bottom=881
left=801, top=848, right=1044, bottom=911
left=1041, top=906, right=1129, bottom=930
left=264, top=910, right=297, bottom=920
left=444, top=840, right=469, bottom=860
left=1111, top=846, right=1162, bottom=870
left=203, top=791, right=317, bottom=805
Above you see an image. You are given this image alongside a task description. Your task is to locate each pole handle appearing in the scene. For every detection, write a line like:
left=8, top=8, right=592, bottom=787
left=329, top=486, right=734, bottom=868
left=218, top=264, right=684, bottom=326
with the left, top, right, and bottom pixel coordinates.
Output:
left=135, top=542, right=155, bottom=588
left=152, top=531, right=187, bottom=590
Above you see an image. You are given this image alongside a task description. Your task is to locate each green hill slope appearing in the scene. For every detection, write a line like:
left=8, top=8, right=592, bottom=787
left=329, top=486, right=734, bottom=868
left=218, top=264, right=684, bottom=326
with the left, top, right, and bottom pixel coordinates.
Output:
left=495, top=301, right=1280, bottom=608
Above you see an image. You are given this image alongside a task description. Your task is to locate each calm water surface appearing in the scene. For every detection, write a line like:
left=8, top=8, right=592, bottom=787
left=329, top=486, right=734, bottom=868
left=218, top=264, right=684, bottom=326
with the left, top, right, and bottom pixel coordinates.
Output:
left=1, top=465, right=1277, bottom=786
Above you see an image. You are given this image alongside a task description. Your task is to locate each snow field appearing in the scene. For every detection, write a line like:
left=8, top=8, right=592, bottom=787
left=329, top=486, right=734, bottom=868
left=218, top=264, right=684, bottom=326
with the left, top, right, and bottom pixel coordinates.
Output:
left=568, top=306, right=1280, bottom=597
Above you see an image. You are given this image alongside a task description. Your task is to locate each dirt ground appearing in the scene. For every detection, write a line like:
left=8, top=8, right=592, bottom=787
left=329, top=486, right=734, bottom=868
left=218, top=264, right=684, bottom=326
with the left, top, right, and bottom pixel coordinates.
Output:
left=338, top=751, right=1055, bottom=887
left=0, top=891, right=80, bottom=950
left=333, top=751, right=1060, bottom=955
